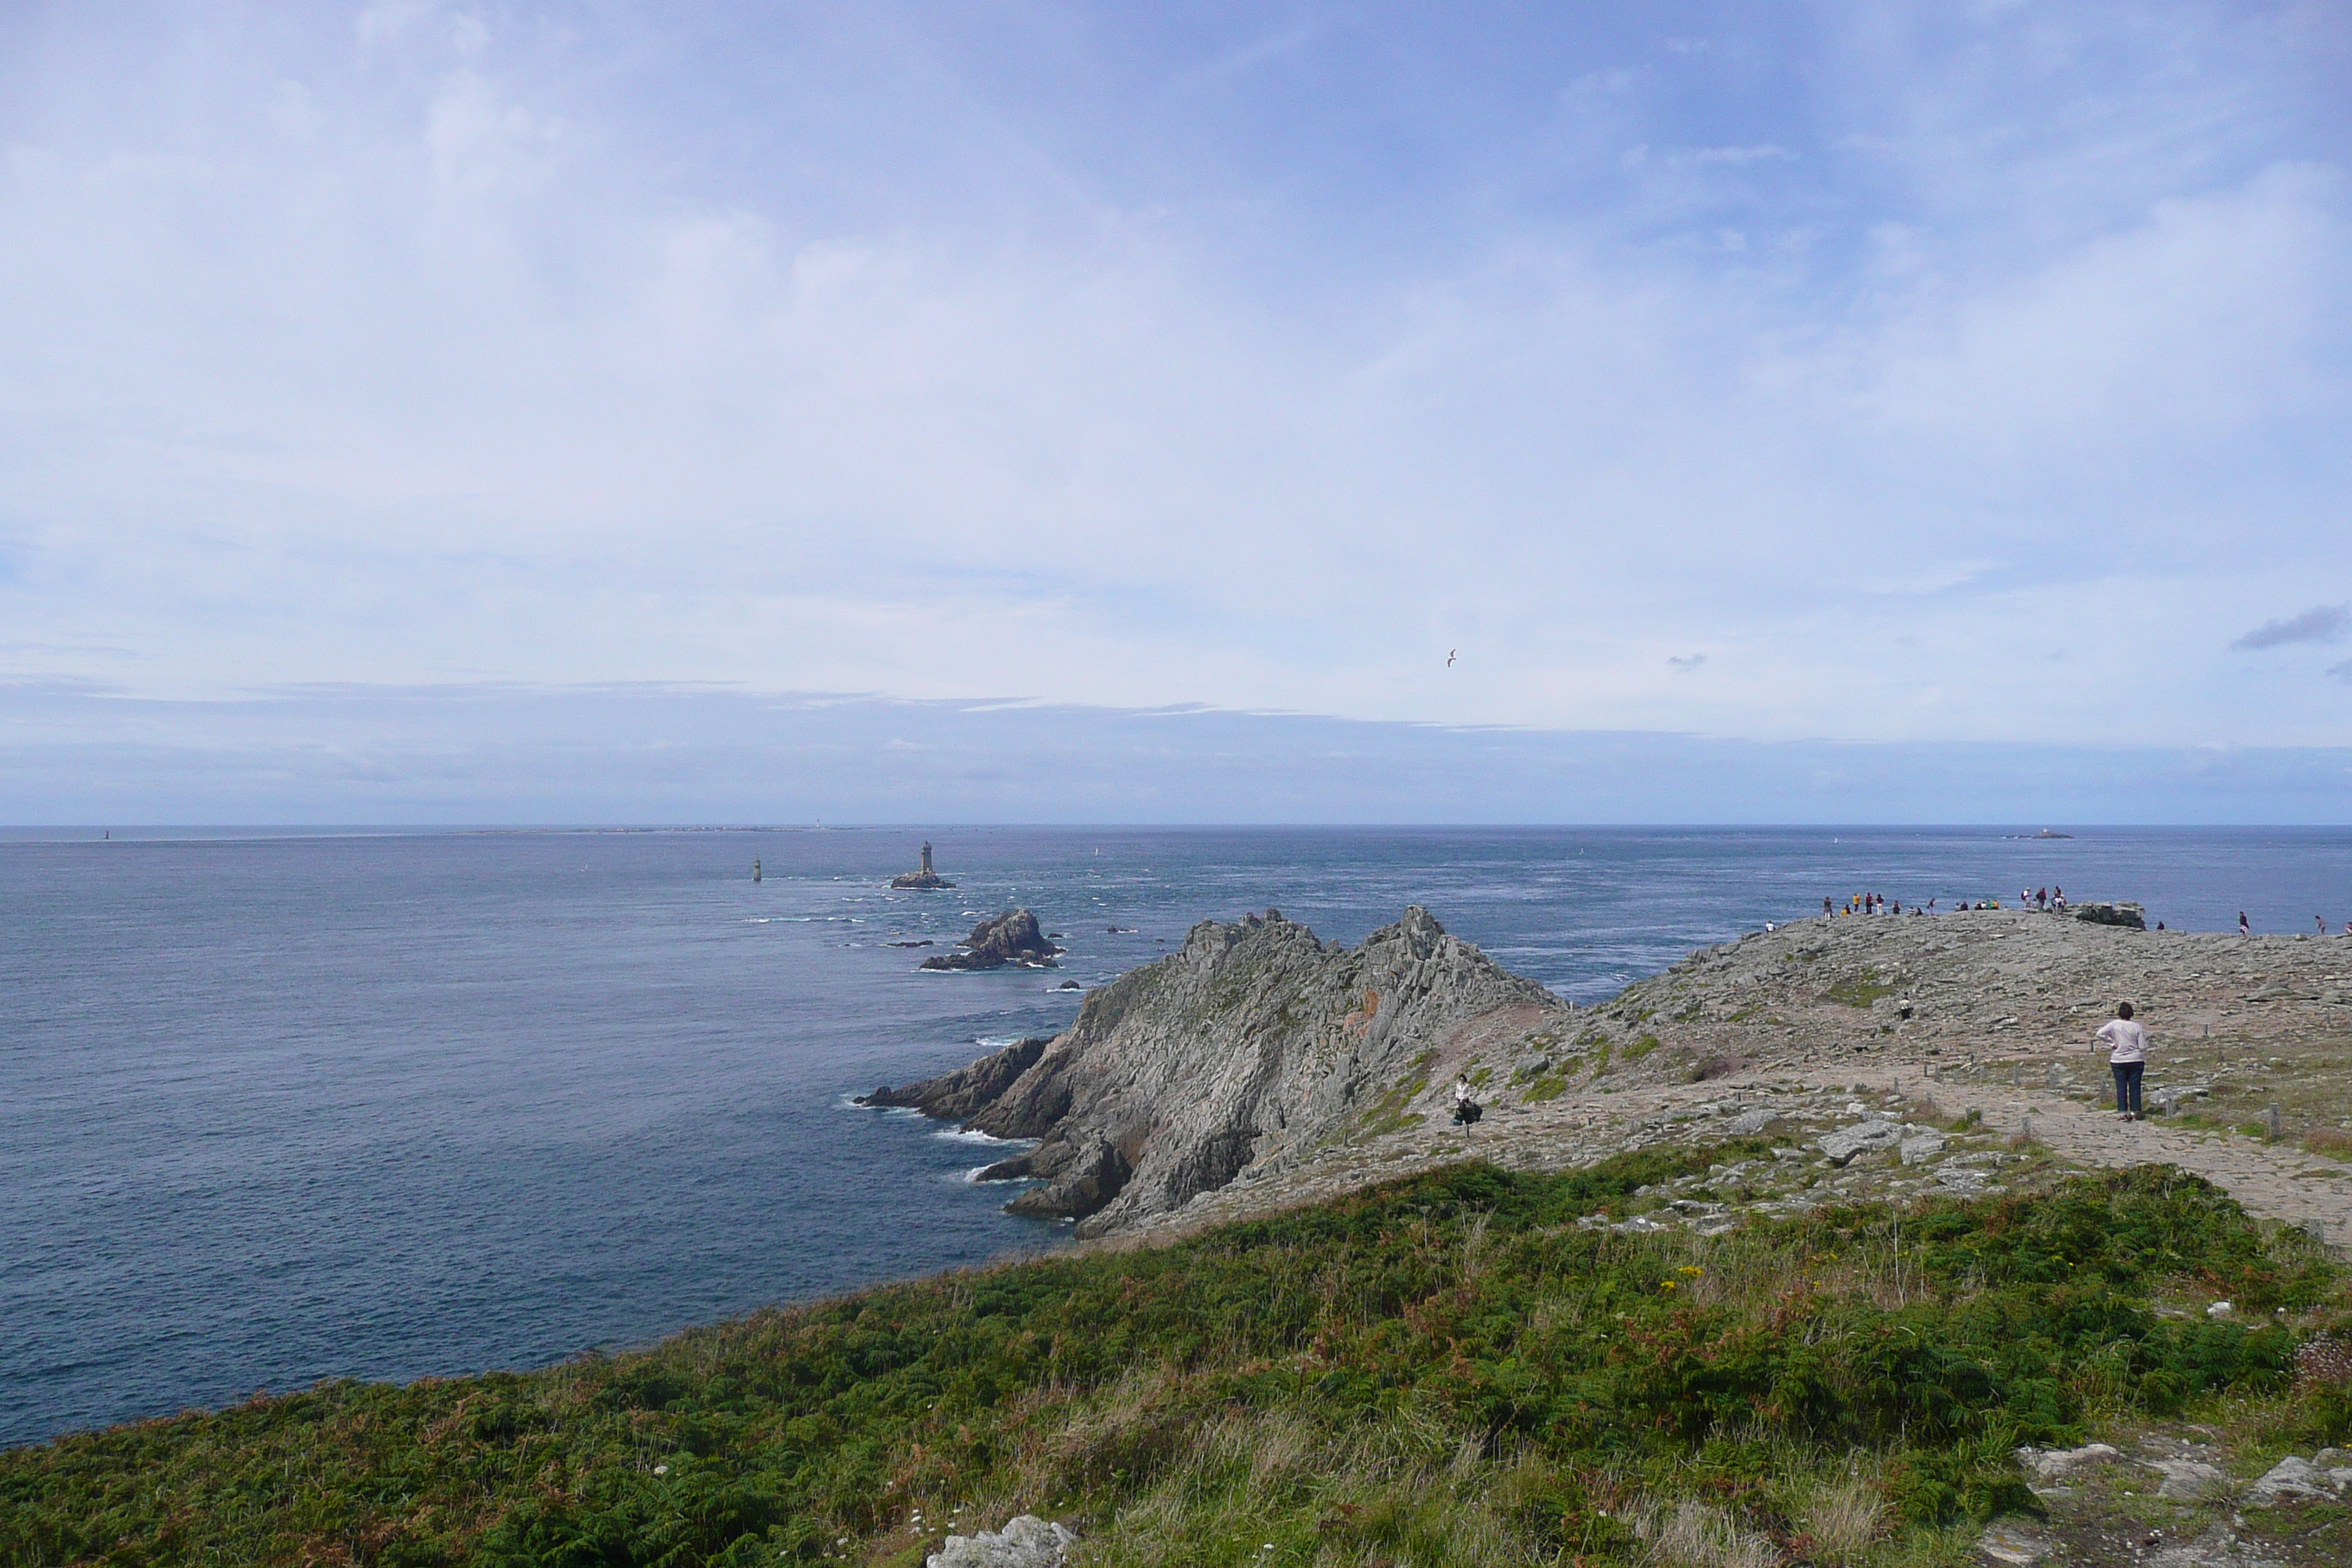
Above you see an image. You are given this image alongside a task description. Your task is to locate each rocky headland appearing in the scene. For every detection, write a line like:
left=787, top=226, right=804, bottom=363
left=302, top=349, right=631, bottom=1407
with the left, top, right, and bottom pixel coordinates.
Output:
left=875, top=905, right=1567, bottom=1235
left=23, top=901, right=2352, bottom=1568
left=881, top=902, right=2352, bottom=1250
left=917, top=909, right=1061, bottom=970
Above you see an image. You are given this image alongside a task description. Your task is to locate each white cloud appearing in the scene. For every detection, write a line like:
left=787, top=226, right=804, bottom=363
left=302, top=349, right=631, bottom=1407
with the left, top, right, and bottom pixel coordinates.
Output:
left=0, top=0, right=2345, bottom=767
left=1689, top=143, right=1793, bottom=167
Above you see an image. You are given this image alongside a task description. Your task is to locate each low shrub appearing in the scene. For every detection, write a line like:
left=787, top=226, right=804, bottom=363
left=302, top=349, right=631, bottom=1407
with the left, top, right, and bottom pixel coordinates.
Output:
left=1, top=1154, right=2340, bottom=1567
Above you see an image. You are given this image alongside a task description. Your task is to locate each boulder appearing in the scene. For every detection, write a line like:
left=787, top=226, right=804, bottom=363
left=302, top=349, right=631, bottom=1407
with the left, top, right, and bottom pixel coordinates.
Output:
left=2015, top=1442, right=2124, bottom=1483
left=2244, top=1455, right=2337, bottom=1504
left=2149, top=1458, right=2231, bottom=1501
left=921, top=910, right=1061, bottom=970
left=1817, top=1120, right=1904, bottom=1165
left=1900, top=1131, right=1948, bottom=1165
left=927, top=1515, right=1077, bottom=1568
left=2073, top=901, right=2147, bottom=930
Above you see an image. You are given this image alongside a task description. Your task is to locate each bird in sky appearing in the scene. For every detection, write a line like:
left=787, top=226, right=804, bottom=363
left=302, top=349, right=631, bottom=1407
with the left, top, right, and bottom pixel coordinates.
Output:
left=1447, top=649, right=1456, bottom=667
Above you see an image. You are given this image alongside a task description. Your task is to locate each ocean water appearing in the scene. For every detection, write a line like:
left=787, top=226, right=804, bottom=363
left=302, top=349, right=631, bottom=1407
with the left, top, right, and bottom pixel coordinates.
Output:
left=5, top=824, right=2348, bottom=1447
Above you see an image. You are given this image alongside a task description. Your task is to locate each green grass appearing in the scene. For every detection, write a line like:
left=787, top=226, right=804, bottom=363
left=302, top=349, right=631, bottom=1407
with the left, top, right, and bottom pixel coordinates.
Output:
left=1624, top=1033, right=1660, bottom=1062
left=1825, top=968, right=1901, bottom=1009
left=1351, top=1052, right=1437, bottom=1140
left=4, top=1155, right=2344, bottom=1568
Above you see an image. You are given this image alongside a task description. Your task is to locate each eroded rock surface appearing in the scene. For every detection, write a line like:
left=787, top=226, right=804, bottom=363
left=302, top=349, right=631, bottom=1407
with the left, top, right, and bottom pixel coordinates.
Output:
left=883, top=906, right=1563, bottom=1235
left=920, top=910, right=1061, bottom=970
left=859, top=1037, right=1050, bottom=1119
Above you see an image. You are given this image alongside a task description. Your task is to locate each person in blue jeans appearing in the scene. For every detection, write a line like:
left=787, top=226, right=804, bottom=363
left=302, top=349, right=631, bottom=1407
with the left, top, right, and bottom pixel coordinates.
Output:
left=2095, top=1001, right=2148, bottom=1121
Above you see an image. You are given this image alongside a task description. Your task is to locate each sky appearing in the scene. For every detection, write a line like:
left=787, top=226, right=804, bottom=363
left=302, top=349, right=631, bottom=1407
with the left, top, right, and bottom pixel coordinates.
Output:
left=1, top=1, right=2348, bottom=821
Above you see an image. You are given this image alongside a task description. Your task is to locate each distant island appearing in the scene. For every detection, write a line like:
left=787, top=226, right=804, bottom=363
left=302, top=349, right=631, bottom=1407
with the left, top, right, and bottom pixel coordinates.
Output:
left=889, top=840, right=954, bottom=889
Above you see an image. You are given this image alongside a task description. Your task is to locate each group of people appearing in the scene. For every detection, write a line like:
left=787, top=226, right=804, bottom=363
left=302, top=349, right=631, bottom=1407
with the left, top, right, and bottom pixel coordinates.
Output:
left=1825, top=893, right=1924, bottom=916
left=1819, top=888, right=2091, bottom=917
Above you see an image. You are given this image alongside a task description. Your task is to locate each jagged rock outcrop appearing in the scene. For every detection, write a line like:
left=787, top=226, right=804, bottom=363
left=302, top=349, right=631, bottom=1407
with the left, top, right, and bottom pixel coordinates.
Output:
left=883, top=906, right=1565, bottom=1237
left=920, top=910, right=1060, bottom=970
left=858, top=1037, right=1051, bottom=1118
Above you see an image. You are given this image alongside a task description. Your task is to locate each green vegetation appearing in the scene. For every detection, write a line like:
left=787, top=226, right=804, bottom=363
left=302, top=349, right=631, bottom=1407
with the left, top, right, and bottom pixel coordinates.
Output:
left=1624, top=1033, right=1660, bottom=1062
left=1350, top=1052, right=1436, bottom=1140
left=4, top=1155, right=2344, bottom=1568
left=1825, top=968, right=1901, bottom=1009
left=1520, top=1073, right=1569, bottom=1103
left=2306, top=1128, right=2352, bottom=1161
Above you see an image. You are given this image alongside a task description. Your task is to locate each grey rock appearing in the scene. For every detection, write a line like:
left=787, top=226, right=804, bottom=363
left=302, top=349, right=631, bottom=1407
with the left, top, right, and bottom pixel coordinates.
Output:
left=2016, top=1442, right=2124, bottom=1482
left=883, top=906, right=1563, bottom=1235
left=921, top=910, right=1060, bottom=970
left=1976, top=1522, right=2052, bottom=1564
left=927, top=1515, right=1077, bottom=1568
left=1817, top=1120, right=1904, bottom=1165
left=2074, top=900, right=2147, bottom=930
left=2148, top=1458, right=2232, bottom=1500
left=1900, top=1131, right=1948, bottom=1165
left=2244, top=1455, right=2336, bottom=1503
left=1725, top=1107, right=1774, bottom=1135
left=2148, top=1526, right=2288, bottom=1568
left=860, top=1037, right=1050, bottom=1118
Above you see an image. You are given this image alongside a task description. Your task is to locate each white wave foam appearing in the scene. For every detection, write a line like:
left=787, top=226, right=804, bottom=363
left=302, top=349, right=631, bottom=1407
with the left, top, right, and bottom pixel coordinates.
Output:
left=932, top=1126, right=1037, bottom=1148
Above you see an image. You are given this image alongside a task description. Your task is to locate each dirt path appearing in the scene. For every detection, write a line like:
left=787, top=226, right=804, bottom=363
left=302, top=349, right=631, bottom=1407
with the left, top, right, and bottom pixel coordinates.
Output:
left=1861, top=1071, right=2352, bottom=1246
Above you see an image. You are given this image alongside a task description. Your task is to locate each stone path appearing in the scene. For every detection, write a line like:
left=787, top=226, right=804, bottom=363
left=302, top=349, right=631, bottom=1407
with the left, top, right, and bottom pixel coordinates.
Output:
left=1155, top=1061, right=2352, bottom=1252
left=1858, top=1071, right=2352, bottom=1248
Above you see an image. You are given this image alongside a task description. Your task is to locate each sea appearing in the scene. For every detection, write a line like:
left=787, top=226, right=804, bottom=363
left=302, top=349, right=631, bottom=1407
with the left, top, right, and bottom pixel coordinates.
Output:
left=5, top=824, right=2348, bottom=1447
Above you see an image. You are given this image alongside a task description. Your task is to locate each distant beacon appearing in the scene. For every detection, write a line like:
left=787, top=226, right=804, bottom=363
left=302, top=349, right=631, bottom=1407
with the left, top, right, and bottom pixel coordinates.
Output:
left=890, top=841, right=954, bottom=889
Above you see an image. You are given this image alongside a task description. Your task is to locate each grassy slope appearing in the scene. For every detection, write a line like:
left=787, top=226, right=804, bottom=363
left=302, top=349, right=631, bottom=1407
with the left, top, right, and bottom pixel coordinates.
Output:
left=4, top=1146, right=2348, bottom=1568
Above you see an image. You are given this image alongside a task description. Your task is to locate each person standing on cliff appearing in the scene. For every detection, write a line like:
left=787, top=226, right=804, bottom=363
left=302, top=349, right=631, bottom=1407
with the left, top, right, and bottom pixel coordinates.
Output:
left=2095, top=1002, right=2147, bottom=1122
left=2239, top=911, right=2252, bottom=938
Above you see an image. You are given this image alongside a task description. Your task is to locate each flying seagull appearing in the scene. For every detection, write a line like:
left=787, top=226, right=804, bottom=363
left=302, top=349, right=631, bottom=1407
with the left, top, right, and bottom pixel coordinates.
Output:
left=1447, top=649, right=1456, bottom=666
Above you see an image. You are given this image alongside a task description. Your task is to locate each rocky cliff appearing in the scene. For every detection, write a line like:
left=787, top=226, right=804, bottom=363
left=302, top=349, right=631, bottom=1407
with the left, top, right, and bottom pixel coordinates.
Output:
left=869, top=906, right=1566, bottom=1237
